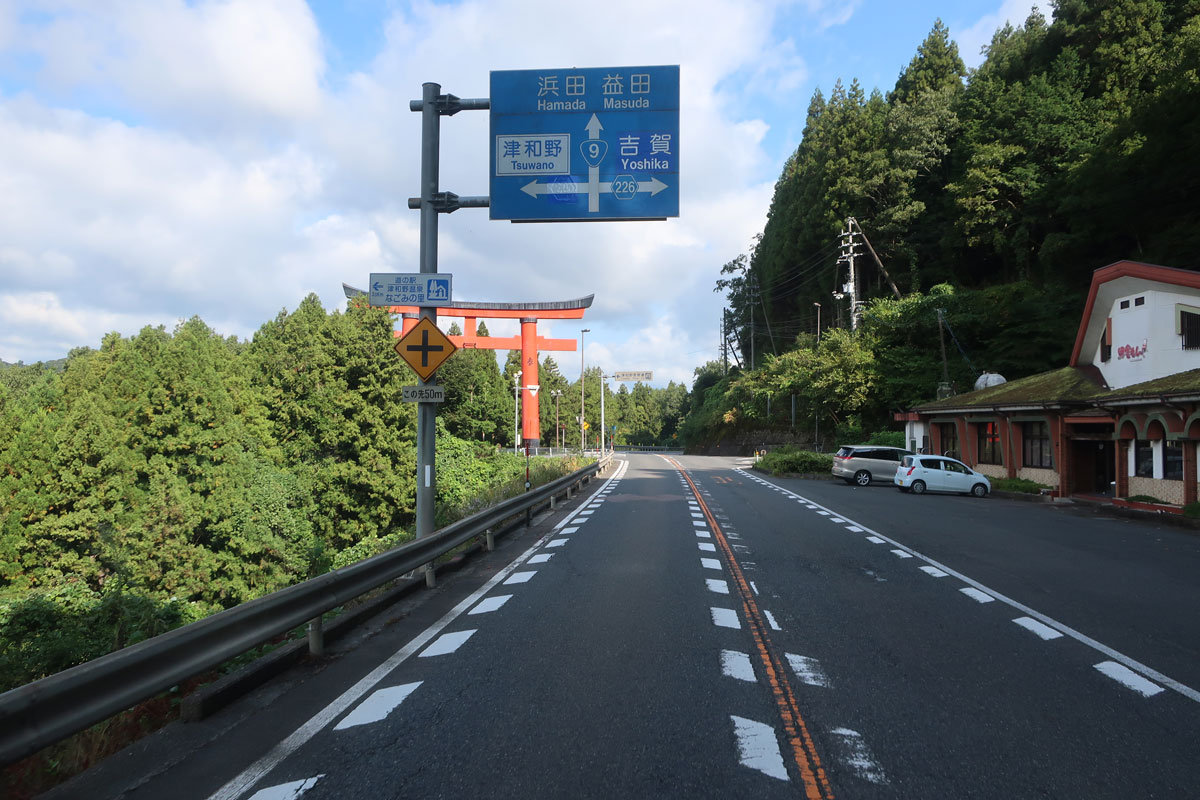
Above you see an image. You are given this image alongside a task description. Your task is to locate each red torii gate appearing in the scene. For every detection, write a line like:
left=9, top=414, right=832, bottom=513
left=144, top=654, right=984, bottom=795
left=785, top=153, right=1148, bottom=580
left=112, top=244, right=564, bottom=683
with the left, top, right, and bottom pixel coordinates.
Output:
left=346, top=285, right=591, bottom=447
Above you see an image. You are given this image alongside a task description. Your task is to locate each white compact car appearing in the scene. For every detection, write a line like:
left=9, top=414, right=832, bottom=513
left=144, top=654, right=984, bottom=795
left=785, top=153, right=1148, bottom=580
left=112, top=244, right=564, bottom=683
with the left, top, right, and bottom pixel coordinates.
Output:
left=894, top=455, right=991, bottom=497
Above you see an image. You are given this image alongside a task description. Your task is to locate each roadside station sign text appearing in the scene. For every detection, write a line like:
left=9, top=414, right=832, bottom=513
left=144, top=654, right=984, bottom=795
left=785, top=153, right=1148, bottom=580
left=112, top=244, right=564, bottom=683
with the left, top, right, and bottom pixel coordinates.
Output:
left=611, top=371, right=653, bottom=382
left=369, top=273, right=453, bottom=307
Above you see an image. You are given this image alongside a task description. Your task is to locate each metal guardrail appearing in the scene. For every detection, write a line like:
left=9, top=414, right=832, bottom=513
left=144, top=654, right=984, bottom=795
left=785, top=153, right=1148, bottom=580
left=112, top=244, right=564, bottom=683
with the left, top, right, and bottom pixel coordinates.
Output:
left=0, top=454, right=613, bottom=766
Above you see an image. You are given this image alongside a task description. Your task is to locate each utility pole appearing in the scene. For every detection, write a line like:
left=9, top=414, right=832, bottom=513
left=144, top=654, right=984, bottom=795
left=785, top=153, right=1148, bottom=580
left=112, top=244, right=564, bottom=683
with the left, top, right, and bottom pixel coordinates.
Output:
left=936, top=309, right=954, bottom=399
left=848, top=217, right=902, bottom=300
left=838, top=221, right=860, bottom=330
left=720, top=311, right=727, bottom=375
left=749, top=281, right=756, bottom=371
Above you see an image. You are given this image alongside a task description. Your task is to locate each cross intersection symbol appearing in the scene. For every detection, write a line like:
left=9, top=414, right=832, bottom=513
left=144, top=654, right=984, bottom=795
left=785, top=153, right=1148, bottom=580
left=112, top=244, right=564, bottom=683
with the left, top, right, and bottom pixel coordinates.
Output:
left=406, top=329, right=444, bottom=366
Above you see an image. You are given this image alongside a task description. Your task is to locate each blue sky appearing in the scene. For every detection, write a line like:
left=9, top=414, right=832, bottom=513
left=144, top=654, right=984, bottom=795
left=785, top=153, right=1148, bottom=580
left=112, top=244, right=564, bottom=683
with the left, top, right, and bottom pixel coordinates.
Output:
left=0, top=0, right=1039, bottom=385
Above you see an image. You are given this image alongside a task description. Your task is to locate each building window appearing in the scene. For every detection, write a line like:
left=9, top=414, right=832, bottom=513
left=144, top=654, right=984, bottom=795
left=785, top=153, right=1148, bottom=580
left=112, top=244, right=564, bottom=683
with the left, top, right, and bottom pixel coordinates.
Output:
left=1022, top=422, right=1052, bottom=468
left=1134, top=440, right=1155, bottom=478
left=1120, top=300, right=1130, bottom=310
left=1134, top=296, right=1145, bottom=306
left=1164, top=441, right=1184, bottom=480
left=939, top=422, right=959, bottom=459
left=977, top=421, right=1002, bottom=465
left=1182, top=310, right=1200, bottom=349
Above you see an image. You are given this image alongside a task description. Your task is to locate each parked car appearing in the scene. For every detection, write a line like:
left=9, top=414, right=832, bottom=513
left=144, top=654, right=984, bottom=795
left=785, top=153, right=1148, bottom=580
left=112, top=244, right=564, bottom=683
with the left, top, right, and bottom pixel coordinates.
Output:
left=894, top=455, right=991, bottom=497
left=832, top=445, right=914, bottom=486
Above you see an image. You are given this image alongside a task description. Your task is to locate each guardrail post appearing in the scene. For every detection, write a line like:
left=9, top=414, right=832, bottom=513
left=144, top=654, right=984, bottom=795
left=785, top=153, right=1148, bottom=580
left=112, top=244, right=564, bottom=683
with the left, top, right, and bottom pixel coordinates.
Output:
left=486, top=528, right=495, bottom=551
left=425, top=563, right=436, bottom=588
left=307, top=616, right=324, bottom=656
left=550, top=493, right=557, bottom=510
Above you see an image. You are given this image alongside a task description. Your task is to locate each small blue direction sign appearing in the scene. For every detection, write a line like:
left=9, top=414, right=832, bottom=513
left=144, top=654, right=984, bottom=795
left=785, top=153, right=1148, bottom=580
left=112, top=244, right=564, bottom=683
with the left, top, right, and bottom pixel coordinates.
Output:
left=368, top=273, right=453, bottom=306
left=490, top=65, right=679, bottom=221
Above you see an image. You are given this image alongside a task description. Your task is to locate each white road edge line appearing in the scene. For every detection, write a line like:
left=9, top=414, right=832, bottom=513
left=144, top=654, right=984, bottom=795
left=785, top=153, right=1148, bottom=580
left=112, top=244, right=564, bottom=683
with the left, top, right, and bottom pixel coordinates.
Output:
left=733, top=469, right=1200, bottom=705
left=208, top=460, right=629, bottom=800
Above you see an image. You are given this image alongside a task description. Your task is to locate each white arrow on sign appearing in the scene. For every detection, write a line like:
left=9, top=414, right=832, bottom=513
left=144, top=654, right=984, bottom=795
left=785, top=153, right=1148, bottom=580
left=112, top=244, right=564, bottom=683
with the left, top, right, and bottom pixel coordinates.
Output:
left=527, top=385, right=540, bottom=397
left=521, top=176, right=668, bottom=198
left=585, top=114, right=603, bottom=213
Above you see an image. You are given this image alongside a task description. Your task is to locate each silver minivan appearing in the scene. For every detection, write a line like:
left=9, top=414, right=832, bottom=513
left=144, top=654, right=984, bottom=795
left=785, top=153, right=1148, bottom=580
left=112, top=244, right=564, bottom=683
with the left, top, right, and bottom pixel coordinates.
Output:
left=832, top=445, right=914, bottom=486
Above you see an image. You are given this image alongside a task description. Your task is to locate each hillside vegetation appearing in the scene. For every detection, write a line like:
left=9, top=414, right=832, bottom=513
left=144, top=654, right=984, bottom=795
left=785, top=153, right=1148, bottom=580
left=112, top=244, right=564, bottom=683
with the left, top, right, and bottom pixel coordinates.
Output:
left=687, top=1, right=1199, bottom=448
left=0, top=296, right=693, bottom=691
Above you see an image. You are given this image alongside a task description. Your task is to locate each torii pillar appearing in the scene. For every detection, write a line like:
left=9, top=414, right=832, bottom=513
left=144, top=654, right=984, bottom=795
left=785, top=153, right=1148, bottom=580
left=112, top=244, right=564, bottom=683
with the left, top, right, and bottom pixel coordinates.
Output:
left=359, top=289, right=592, bottom=448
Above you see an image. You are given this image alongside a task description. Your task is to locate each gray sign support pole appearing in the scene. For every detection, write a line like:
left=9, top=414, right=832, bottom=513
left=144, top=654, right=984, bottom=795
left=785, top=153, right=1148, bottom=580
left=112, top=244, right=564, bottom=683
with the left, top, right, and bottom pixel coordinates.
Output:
left=411, top=83, right=489, bottom=586
left=416, top=83, right=440, bottom=586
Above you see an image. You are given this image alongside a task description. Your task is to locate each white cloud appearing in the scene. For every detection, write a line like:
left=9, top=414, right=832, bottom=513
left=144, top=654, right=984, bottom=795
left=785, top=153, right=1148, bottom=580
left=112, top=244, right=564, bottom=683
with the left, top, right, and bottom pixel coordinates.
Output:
left=798, top=0, right=862, bottom=32
left=19, top=0, right=325, bottom=128
left=957, top=0, right=1046, bottom=69
left=0, top=0, right=803, bottom=387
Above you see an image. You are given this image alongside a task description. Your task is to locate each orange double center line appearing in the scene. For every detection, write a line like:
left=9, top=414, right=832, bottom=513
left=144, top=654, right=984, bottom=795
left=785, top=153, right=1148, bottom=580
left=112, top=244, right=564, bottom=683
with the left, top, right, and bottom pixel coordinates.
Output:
left=670, top=459, right=834, bottom=800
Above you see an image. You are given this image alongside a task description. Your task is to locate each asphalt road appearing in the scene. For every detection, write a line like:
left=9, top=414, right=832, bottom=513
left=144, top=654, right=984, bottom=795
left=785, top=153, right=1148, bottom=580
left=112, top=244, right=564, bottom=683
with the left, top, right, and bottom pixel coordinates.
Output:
left=46, top=454, right=1200, bottom=799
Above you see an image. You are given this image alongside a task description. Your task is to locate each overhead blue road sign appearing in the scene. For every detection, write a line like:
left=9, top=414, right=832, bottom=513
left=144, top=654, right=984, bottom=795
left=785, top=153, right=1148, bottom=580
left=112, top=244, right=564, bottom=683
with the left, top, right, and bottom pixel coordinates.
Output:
left=368, top=273, right=453, bottom=306
left=489, top=65, right=679, bottom=221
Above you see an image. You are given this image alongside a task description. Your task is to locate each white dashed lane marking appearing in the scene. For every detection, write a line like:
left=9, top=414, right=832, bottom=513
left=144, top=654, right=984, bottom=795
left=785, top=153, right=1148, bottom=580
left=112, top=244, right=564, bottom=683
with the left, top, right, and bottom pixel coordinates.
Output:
left=721, top=649, right=756, bottom=682
left=419, top=630, right=475, bottom=657
left=334, top=682, right=421, bottom=730
left=468, top=595, right=512, bottom=614
left=527, top=553, right=554, bottom=564
left=961, top=587, right=996, bottom=603
left=698, top=542, right=717, bottom=552
left=919, top=566, right=948, bottom=578
left=1094, top=661, right=1165, bottom=697
left=890, top=549, right=913, bottom=559
left=706, top=578, right=730, bottom=595
left=545, top=539, right=569, bottom=548
left=730, top=716, right=789, bottom=781
left=866, top=536, right=886, bottom=544
left=711, top=607, right=741, bottom=629
left=763, top=610, right=781, bottom=631
left=1013, top=617, right=1064, bottom=640
left=786, top=654, right=830, bottom=688
left=831, top=727, right=888, bottom=785
left=247, top=776, right=324, bottom=800
left=503, top=571, right=537, bottom=585
left=701, top=557, right=723, bottom=570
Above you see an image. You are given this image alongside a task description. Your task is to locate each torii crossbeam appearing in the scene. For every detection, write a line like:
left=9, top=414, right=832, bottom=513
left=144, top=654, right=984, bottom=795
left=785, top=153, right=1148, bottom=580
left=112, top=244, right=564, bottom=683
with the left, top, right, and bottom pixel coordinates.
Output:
left=345, top=284, right=591, bottom=447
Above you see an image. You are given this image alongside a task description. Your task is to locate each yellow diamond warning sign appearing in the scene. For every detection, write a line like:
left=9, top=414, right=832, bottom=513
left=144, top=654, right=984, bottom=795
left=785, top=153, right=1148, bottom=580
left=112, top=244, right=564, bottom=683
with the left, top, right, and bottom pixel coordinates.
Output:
left=395, top=317, right=457, bottom=381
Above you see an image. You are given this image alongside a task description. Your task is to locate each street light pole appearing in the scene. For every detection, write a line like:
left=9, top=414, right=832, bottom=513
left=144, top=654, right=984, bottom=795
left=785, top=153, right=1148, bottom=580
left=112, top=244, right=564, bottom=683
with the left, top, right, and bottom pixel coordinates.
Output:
left=813, top=301, right=822, bottom=452
left=580, top=328, right=590, bottom=452
left=600, top=373, right=608, bottom=457
left=551, top=389, right=562, bottom=451
left=513, top=370, right=522, bottom=455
